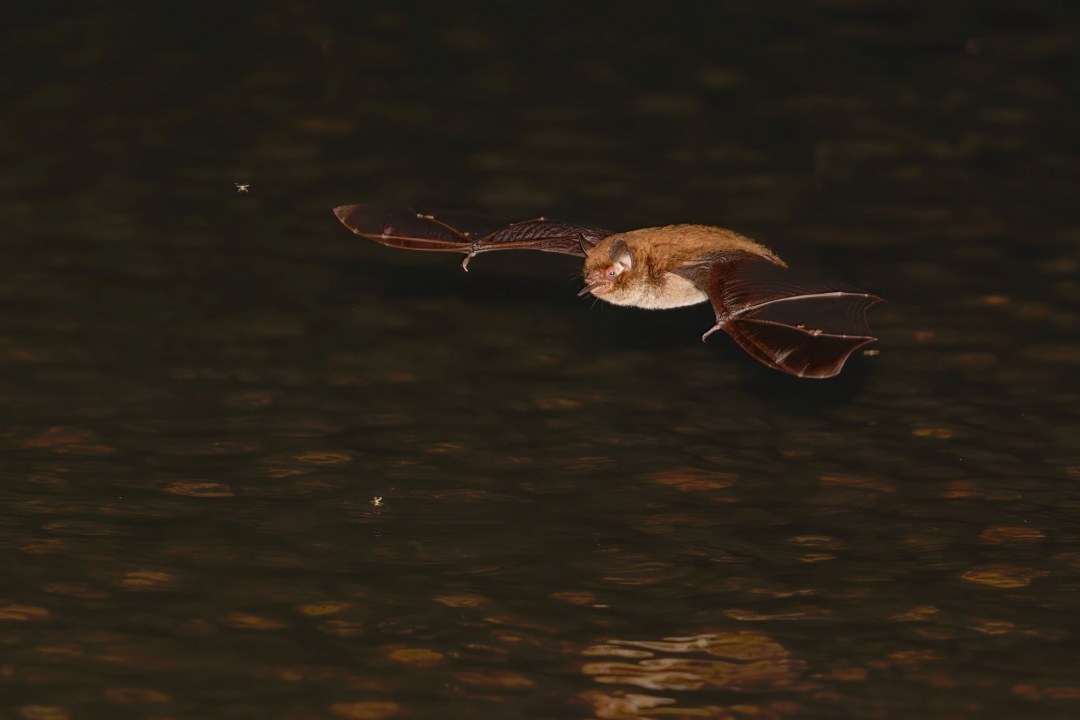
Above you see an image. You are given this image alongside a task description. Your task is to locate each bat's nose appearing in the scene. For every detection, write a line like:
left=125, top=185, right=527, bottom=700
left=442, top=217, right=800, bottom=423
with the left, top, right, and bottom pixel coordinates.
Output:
left=579, top=268, right=612, bottom=297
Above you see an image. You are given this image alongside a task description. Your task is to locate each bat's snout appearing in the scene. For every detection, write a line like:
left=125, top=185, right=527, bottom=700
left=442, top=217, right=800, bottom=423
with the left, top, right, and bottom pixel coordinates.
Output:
left=579, top=269, right=614, bottom=297
left=577, top=282, right=603, bottom=297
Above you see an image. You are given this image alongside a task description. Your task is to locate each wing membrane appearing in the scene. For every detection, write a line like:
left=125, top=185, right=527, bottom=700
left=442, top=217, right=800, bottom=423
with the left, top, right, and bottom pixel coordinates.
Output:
left=677, top=252, right=881, bottom=378
left=334, top=204, right=611, bottom=269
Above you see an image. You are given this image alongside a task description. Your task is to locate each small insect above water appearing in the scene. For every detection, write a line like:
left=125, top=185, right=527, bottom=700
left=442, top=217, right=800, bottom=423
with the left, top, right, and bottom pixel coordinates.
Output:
left=333, top=204, right=882, bottom=379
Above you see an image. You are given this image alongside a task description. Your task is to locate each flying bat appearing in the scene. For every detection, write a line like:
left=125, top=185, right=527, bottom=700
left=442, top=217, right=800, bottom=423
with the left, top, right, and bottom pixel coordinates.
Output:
left=333, top=204, right=881, bottom=378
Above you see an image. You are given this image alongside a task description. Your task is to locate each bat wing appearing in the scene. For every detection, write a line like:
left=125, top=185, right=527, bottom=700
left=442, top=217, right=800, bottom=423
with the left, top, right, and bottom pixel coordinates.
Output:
left=333, top=204, right=611, bottom=270
left=675, top=252, right=882, bottom=379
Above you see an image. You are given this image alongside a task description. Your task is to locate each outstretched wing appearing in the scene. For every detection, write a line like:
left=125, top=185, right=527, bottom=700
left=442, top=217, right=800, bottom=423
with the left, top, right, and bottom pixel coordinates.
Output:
left=675, top=252, right=882, bottom=379
left=333, top=204, right=611, bottom=270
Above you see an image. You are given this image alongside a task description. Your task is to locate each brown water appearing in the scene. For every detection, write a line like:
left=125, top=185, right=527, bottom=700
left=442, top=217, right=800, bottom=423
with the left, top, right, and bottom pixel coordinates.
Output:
left=3, top=2, right=1079, bottom=718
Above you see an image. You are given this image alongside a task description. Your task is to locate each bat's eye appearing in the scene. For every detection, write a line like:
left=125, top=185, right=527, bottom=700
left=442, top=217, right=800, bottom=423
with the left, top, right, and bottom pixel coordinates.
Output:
left=606, top=261, right=626, bottom=278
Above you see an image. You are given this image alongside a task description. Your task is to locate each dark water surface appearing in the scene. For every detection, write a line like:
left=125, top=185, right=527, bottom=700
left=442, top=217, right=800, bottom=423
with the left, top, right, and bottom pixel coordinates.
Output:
left=3, top=2, right=1079, bottom=718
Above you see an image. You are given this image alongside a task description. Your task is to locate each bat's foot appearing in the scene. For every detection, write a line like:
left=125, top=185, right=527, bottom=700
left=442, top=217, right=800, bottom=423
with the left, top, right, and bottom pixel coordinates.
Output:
left=461, top=251, right=478, bottom=272
left=701, top=321, right=727, bottom=342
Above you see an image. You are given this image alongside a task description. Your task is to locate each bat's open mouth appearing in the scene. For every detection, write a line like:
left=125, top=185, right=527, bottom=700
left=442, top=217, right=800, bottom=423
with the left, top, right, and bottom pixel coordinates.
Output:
left=577, top=281, right=610, bottom=297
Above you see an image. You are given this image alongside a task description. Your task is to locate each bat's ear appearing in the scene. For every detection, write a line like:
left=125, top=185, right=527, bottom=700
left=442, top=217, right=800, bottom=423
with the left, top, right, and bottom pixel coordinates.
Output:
left=609, top=237, right=633, bottom=270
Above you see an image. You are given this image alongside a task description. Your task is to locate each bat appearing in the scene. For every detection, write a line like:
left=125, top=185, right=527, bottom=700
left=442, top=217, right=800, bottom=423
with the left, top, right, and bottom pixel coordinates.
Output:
left=333, top=204, right=882, bottom=378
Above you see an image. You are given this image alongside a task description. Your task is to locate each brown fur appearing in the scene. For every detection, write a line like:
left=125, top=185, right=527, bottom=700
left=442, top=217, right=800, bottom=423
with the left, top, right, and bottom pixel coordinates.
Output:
left=582, top=224, right=784, bottom=309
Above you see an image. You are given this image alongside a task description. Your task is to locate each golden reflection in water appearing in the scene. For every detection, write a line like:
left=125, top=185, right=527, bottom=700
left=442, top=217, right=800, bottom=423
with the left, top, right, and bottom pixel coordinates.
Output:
left=328, top=700, right=404, bottom=719
left=580, top=631, right=810, bottom=718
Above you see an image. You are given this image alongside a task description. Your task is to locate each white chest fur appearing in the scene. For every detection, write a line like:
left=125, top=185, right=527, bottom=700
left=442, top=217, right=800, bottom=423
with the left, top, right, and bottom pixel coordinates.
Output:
left=599, top=272, right=708, bottom=310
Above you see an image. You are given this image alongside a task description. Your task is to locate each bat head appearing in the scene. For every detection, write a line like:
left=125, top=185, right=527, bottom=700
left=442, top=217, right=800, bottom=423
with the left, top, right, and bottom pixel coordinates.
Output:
left=579, top=237, right=634, bottom=298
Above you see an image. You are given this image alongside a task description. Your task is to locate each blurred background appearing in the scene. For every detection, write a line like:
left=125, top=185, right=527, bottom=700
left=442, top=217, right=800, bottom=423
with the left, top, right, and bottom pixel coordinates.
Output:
left=2, top=2, right=1078, bottom=718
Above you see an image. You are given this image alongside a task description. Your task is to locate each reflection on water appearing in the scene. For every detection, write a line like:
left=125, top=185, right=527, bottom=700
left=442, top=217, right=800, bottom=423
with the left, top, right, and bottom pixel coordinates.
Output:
left=582, top=632, right=808, bottom=718
left=3, top=0, right=1080, bottom=718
